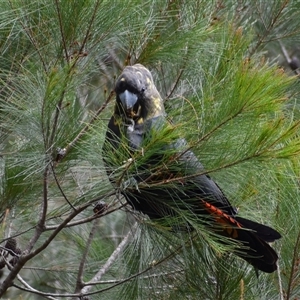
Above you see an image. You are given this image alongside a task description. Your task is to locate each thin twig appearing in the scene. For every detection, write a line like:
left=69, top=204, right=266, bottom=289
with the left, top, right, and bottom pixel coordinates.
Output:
left=165, top=68, right=184, bottom=100
left=54, top=0, right=69, bottom=61
left=79, top=0, right=101, bottom=55
left=279, top=40, right=291, bottom=64
left=87, top=269, right=185, bottom=286
left=25, top=164, right=50, bottom=253
left=74, top=218, right=100, bottom=293
left=0, top=191, right=119, bottom=244
left=279, top=40, right=300, bottom=76
left=277, top=249, right=284, bottom=300
left=29, top=205, right=90, bottom=259
left=16, top=274, right=57, bottom=300
left=81, top=223, right=137, bottom=294
left=45, top=202, right=126, bottom=231
left=12, top=283, right=80, bottom=298
left=50, top=163, right=76, bottom=211
left=249, top=0, right=289, bottom=56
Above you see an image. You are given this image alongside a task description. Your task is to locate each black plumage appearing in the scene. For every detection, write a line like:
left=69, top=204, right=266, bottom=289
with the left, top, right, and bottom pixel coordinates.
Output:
left=103, top=64, right=281, bottom=273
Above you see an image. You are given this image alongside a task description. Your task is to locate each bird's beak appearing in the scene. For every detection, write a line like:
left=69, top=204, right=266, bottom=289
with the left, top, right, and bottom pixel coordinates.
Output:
left=119, top=90, right=138, bottom=110
left=119, top=90, right=140, bottom=119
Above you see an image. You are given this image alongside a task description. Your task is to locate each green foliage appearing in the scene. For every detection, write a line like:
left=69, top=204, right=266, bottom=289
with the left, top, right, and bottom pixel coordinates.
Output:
left=0, top=0, right=300, bottom=299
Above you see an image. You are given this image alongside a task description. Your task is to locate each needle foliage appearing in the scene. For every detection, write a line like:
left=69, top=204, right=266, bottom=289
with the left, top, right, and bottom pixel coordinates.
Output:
left=1, top=0, right=300, bottom=299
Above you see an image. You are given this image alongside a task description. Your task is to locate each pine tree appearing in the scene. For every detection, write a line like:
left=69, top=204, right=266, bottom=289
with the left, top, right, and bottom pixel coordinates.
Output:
left=0, top=1, right=300, bottom=299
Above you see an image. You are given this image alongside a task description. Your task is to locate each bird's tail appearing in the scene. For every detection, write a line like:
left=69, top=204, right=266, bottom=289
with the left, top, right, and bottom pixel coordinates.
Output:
left=235, top=216, right=281, bottom=242
left=201, top=200, right=281, bottom=273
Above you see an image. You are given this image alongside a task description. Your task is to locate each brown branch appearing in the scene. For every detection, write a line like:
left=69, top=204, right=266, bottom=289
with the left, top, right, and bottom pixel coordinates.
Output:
left=12, top=282, right=82, bottom=298
left=86, top=269, right=185, bottom=287
left=0, top=191, right=120, bottom=244
left=249, top=0, right=289, bottom=56
left=279, top=41, right=300, bottom=76
left=16, top=273, right=57, bottom=300
left=54, top=0, right=69, bottom=61
left=276, top=249, right=284, bottom=300
left=74, top=218, right=100, bottom=293
left=79, top=0, right=102, bottom=55
left=0, top=202, right=89, bottom=297
left=165, top=68, right=184, bottom=100
left=45, top=202, right=126, bottom=231
left=81, top=223, right=137, bottom=294
left=25, top=164, right=50, bottom=254
left=50, top=163, right=76, bottom=211
left=81, top=232, right=195, bottom=297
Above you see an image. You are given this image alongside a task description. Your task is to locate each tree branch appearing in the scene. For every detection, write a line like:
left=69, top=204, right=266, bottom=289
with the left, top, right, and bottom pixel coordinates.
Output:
left=80, top=223, right=137, bottom=294
left=51, top=163, right=76, bottom=210
left=0, top=202, right=89, bottom=296
left=54, top=0, right=69, bottom=62
left=16, top=273, right=58, bottom=300
left=74, top=218, right=100, bottom=293
left=25, top=164, right=50, bottom=253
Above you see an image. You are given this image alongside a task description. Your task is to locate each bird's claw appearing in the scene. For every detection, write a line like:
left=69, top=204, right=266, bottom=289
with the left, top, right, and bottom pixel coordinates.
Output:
left=125, top=118, right=135, bottom=132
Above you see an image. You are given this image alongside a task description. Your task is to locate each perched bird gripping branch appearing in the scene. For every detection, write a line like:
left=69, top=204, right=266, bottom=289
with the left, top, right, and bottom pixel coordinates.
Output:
left=103, top=64, right=281, bottom=273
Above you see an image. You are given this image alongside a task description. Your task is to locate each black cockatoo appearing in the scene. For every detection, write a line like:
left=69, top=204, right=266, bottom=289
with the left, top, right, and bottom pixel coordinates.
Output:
left=103, top=64, right=281, bottom=273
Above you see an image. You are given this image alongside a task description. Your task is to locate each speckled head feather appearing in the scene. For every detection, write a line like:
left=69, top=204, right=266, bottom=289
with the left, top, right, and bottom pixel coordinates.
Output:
left=114, top=64, right=165, bottom=123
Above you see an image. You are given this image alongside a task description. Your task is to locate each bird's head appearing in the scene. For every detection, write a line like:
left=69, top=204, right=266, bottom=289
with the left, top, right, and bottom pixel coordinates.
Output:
left=114, top=64, right=165, bottom=124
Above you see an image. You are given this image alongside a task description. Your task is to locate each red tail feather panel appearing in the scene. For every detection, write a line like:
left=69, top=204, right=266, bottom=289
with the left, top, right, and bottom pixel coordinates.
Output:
left=201, top=199, right=242, bottom=239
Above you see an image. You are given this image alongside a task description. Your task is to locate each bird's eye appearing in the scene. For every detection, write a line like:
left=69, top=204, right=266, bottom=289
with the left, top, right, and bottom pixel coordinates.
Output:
left=141, top=87, right=146, bottom=93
